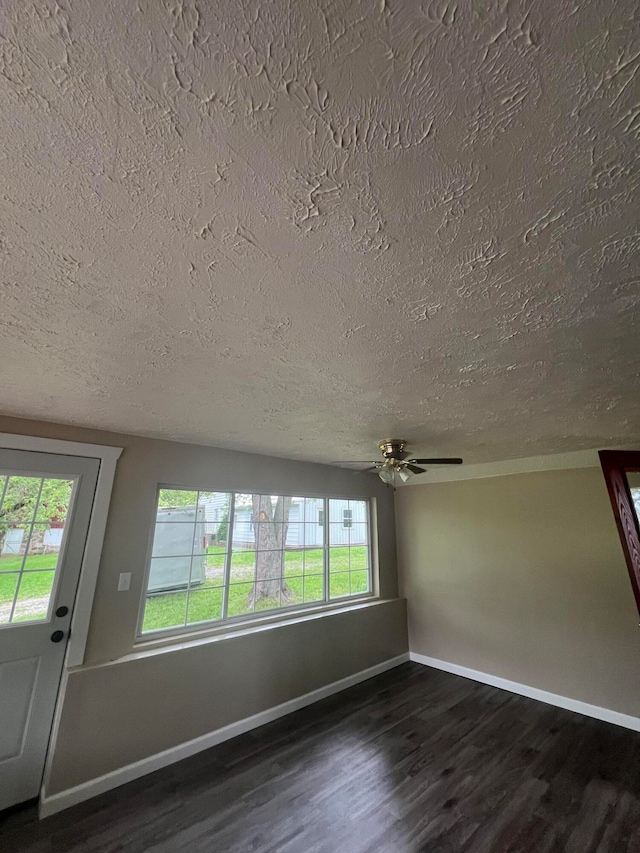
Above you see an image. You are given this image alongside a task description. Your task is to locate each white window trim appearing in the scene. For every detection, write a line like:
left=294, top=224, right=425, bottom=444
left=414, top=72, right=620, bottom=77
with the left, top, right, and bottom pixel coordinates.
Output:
left=137, top=488, right=375, bottom=641
left=0, top=432, right=122, bottom=667
left=136, top=593, right=378, bottom=649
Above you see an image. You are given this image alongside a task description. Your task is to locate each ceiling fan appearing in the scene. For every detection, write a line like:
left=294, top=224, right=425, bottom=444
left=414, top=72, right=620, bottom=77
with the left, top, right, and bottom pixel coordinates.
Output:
left=336, top=439, right=463, bottom=486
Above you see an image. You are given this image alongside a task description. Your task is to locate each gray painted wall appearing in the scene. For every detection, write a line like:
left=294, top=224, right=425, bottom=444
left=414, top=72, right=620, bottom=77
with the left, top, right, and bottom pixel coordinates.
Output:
left=396, top=467, right=640, bottom=717
left=48, top=600, right=407, bottom=792
left=0, top=416, right=406, bottom=796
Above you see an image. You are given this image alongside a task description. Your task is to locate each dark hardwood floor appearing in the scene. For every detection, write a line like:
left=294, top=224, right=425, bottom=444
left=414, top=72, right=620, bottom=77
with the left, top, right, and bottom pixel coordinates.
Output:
left=3, top=662, right=640, bottom=852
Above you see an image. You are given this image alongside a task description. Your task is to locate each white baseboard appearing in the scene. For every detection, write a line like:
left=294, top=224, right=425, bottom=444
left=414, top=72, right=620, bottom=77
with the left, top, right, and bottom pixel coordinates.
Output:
left=40, top=653, right=410, bottom=818
left=410, top=652, right=640, bottom=733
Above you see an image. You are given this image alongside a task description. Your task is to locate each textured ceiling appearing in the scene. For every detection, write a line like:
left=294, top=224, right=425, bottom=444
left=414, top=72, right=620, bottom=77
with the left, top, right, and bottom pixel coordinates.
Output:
left=1, top=0, right=639, bottom=465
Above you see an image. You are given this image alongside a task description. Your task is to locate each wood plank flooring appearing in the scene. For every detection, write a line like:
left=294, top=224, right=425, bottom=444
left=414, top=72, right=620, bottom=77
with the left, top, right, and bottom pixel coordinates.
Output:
left=2, top=662, right=640, bottom=852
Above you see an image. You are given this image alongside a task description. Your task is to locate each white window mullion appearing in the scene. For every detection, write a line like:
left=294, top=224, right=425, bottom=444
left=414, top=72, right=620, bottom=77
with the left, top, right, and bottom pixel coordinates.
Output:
left=367, top=500, right=373, bottom=594
left=323, top=497, right=329, bottom=602
left=181, top=493, right=199, bottom=627
left=221, top=494, right=235, bottom=620
left=8, top=477, right=45, bottom=623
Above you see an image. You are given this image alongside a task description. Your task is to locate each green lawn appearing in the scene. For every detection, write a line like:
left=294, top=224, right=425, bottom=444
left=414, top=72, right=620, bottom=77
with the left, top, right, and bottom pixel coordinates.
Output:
left=0, top=553, right=59, bottom=572
left=0, top=553, right=60, bottom=624
left=0, top=546, right=370, bottom=631
left=0, top=569, right=55, bottom=623
left=206, top=545, right=368, bottom=573
left=142, top=546, right=370, bottom=632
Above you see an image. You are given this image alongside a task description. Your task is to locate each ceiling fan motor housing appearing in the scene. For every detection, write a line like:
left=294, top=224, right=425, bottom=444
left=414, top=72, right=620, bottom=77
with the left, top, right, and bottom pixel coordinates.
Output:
left=378, top=439, right=408, bottom=462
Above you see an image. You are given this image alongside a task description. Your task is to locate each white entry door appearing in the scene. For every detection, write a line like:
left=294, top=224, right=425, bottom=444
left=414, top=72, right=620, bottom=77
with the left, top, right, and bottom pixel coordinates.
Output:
left=0, top=449, right=99, bottom=811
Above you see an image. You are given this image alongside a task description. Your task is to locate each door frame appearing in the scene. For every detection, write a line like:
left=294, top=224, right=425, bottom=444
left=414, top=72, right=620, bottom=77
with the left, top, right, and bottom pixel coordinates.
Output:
left=0, top=433, right=122, bottom=667
left=0, top=433, right=122, bottom=815
left=599, top=450, right=640, bottom=617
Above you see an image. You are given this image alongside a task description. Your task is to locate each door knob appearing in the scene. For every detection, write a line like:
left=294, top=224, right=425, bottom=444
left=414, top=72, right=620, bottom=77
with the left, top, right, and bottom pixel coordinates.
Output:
left=55, top=605, right=69, bottom=617
left=50, top=630, right=65, bottom=643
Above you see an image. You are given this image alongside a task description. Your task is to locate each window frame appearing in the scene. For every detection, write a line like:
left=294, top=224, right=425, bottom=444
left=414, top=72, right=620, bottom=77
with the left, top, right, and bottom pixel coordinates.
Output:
left=136, top=487, right=376, bottom=641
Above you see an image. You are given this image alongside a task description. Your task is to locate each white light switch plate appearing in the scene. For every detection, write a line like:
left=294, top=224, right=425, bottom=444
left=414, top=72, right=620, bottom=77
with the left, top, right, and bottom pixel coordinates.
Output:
left=117, top=572, right=131, bottom=591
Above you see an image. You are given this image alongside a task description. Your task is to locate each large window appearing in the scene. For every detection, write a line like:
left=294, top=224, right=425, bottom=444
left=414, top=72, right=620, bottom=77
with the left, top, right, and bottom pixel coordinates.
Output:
left=139, top=489, right=373, bottom=635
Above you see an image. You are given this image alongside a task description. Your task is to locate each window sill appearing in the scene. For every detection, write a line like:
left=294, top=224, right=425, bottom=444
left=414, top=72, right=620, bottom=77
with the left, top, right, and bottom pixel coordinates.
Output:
left=85, top=597, right=399, bottom=669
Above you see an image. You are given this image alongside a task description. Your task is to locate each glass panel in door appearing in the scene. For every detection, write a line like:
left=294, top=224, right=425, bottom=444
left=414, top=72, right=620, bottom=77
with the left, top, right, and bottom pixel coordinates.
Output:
left=0, top=475, right=75, bottom=625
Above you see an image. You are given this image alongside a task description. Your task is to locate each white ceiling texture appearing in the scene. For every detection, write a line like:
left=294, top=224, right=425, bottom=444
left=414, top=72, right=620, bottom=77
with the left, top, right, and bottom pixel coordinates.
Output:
left=1, top=0, right=639, bottom=465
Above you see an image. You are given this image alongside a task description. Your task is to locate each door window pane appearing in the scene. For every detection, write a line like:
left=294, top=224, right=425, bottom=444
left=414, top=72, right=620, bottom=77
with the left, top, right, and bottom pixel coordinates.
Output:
left=12, top=571, right=56, bottom=622
left=35, top=480, right=74, bottom=524
left=0, top=574, right=19, bottom=625
left=0, top=475, right=76, bottom=624
left=0, top=526, right=29, bottom=564
left=23, top=525, right=64, bottom=570
left=2, top=478, right=42, bottom=524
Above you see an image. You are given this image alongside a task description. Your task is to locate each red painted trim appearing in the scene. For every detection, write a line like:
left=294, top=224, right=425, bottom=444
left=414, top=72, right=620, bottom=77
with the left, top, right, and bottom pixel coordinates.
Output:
left=599, top=451, right=640, bottom=617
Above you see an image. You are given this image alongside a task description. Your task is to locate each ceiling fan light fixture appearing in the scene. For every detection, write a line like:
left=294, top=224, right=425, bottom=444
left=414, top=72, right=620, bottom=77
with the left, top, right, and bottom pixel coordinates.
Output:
left=335, top=440, right=462, bottom=485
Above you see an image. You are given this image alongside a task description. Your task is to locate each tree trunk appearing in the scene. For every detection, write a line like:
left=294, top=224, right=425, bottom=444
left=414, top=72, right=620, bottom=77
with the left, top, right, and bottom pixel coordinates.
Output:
left=248, top=494, right=294, bottom=607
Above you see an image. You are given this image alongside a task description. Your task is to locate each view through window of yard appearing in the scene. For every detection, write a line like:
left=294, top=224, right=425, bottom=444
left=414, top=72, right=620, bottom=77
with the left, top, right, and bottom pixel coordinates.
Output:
left=141, top=490, right=371, bottom=633
left=0, top=474, right=74, bottom=624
